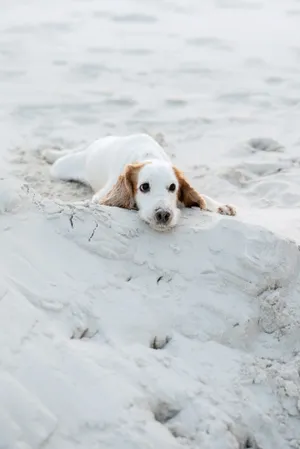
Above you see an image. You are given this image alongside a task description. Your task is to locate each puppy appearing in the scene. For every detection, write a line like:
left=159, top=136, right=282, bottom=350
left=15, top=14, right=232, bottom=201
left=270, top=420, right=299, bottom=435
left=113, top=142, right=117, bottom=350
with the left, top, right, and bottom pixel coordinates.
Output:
left=43, top=133, right=236, bottom=231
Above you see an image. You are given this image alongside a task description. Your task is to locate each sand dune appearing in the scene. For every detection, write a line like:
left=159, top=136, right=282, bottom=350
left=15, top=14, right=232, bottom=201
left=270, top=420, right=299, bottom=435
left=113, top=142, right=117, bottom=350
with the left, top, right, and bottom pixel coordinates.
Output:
left=1, top=0, right=300, bottom=447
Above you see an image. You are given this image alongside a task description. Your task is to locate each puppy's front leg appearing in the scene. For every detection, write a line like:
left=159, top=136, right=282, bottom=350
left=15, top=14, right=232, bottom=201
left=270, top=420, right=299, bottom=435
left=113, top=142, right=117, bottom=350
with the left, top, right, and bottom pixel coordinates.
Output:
left=91, top=179, right=117, bottom=204
left=91, top=192, right=102, bottom=203
left=91, top=189, right=108, bottom=204
left=201, top=194, right=236, bottom=216
left=91, top=186, right=111, bottom=204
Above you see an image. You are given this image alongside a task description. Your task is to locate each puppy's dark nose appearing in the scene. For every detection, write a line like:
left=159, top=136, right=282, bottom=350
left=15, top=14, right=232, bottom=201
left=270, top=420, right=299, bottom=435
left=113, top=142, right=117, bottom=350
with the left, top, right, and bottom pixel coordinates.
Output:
left=155, top=209, right=171, bottom=224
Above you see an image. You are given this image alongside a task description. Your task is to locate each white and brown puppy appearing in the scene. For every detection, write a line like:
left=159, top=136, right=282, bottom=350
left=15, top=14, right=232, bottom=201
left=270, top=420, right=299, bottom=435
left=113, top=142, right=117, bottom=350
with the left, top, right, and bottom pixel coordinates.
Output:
left=43, top=133, right=236, bottom=231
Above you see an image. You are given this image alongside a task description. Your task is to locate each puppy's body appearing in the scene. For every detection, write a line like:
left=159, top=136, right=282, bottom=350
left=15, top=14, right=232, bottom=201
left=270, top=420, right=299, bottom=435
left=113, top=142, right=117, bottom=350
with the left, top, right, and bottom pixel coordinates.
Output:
left=47, top=134, right=169, bottom=194
left=44, top=133, right=236, bottom=231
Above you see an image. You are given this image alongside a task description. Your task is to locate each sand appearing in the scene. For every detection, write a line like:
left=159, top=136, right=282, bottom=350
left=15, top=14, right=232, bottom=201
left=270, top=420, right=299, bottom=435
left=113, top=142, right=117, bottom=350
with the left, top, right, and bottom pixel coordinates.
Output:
left=1, top=0, right=300, bottom=448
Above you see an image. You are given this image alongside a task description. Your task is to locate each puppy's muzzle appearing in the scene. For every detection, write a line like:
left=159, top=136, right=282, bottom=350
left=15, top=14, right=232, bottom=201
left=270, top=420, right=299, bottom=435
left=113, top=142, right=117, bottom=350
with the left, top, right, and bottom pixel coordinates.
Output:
left=155, top=208, right=172, bottom=225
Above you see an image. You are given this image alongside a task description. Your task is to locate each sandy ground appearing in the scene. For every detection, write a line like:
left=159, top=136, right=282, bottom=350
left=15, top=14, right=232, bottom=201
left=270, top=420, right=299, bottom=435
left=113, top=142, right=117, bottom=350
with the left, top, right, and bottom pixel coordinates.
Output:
left=1, top=0, right=300, bottom=448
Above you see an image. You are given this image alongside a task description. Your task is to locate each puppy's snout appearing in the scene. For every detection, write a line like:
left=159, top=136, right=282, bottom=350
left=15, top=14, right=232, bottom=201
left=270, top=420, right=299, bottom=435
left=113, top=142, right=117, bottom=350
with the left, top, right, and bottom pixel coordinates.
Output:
left=155, top=209, right=172, bottom=225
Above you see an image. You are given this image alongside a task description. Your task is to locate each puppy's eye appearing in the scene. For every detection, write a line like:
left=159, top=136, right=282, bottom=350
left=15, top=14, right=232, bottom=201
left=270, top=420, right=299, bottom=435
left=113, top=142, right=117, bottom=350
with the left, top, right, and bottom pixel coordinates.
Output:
left=168, top=183, right=176, bottom=192
left=140, top=182, right=150, bottom=193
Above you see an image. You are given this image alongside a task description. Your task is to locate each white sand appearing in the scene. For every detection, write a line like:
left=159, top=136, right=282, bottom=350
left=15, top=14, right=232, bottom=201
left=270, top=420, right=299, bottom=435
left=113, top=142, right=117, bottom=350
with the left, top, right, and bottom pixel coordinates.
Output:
left=1, top=0, right=300, bottom=448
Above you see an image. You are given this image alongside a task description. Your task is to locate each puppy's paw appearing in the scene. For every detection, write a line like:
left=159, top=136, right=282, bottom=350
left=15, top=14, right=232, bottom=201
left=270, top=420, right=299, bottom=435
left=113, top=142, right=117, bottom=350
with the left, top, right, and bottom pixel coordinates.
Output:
left=217, top=204, right=236, bottom=216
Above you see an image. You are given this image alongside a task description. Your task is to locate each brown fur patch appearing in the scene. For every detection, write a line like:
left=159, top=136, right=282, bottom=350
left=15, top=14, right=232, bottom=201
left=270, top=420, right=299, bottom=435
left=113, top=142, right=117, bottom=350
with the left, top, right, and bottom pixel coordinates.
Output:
left=100, top=162, right=146, bottom=209
left=173, top=167, right=206, bottom=209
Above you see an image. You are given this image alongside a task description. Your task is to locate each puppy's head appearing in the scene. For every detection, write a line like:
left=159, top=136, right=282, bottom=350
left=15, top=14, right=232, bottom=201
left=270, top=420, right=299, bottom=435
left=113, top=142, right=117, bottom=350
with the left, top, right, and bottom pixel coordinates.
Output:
left=101, top=161, right=206, bottom=231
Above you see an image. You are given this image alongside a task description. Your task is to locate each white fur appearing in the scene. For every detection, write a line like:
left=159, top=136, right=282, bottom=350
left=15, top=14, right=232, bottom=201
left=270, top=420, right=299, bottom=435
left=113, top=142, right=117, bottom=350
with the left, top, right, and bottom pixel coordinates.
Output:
left=43, top=133, right=236, bottom=231
left=133, top=159, right=181, bottom=231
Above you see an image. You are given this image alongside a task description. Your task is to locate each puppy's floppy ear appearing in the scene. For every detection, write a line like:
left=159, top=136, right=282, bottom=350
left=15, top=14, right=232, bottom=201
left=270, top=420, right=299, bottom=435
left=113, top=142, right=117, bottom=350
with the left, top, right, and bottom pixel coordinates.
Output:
left=100, top=163, right=145, bottom=210
left=173, top=166, right=206, bottom=209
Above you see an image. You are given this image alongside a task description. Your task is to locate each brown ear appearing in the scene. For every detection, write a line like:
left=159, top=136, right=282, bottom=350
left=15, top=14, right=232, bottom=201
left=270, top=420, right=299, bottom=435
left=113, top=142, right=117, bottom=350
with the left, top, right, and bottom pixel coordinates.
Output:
left=173, top=166, right=206, bottom=209
left=100, top=163, right=145, bottom=210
